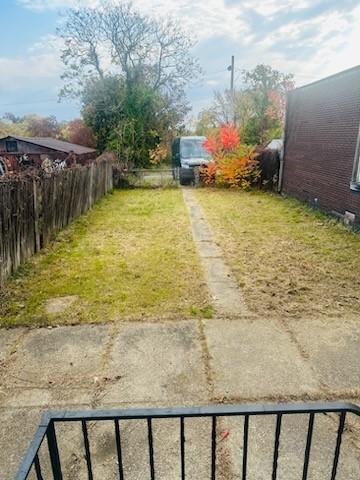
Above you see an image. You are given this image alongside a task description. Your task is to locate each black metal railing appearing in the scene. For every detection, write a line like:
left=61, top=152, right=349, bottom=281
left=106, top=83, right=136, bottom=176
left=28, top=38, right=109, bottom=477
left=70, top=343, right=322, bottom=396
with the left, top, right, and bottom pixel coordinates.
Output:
left=15, top=402, right=360, bottom=480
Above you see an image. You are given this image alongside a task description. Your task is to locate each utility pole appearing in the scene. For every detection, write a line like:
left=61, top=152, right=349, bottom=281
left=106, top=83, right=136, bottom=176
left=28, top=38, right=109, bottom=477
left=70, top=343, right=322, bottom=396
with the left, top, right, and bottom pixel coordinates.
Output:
left=228, top=55, right=236, bottom=125
left=230, top=55, right=235, bottom=94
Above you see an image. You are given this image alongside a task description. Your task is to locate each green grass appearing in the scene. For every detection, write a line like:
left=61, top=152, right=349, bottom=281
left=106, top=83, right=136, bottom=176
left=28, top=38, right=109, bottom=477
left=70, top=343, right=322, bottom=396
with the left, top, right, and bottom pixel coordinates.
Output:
left=0, top=189, right=210, bottom=326
left=195, top=188, right=360, bottom=319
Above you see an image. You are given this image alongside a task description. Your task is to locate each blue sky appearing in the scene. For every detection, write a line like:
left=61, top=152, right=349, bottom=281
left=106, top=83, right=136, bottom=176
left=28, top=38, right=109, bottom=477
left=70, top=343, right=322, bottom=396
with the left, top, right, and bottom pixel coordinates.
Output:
left=0, top=0, right=359, bottom=121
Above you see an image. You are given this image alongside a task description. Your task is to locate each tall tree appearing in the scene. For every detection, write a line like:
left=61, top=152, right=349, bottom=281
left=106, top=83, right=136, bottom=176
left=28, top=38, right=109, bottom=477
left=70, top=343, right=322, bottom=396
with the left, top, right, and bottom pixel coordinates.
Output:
left=195, top=109, right=218, bottom=136
left=243, top=64, right=294, bottom=92
left=59, top=1, right=200, bottom=98
left=82, top=76, right=186, bottom=166
left=58, top=1, right=200, bottom=164
left=59, top=6, right=105, bottom=98
left=196, top=65, right=294, bottom=145
left=242, top=64, right=294, bottom=143
left=199, top=89, right=255, bottom=131
left=26, top=115, right=60, bottom=138
left=60, top=119, right=96, bottom=147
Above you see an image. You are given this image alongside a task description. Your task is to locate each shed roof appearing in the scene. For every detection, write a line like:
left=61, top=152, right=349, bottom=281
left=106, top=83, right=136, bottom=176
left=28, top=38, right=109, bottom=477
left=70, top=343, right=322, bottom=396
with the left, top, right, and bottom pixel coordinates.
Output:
left=0, top=136, right=96, bottom=155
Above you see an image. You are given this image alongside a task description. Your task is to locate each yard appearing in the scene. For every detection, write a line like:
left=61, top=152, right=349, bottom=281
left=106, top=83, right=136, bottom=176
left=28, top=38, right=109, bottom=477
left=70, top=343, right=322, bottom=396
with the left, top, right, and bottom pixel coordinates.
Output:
left=2, top=187, right=360, bottom=478
left=195, top=189, right=360, bottom=319
left=2, top=187, right=360, bottom=326
left=0, top=189, right=210, bottom=326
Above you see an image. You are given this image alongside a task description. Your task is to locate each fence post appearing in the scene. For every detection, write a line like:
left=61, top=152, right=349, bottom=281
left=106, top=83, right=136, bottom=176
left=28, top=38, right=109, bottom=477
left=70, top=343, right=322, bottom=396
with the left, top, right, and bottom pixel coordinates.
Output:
left=33, top=178, right=41, bottom=252
left=110, top=162, right=113, bottom=190
left=89, top=163, right=94, bottom=208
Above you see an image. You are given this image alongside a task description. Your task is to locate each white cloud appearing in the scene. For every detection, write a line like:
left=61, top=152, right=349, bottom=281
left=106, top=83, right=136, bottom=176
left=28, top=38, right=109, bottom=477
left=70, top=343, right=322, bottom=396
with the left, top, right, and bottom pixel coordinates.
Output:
left=13, top=0, right=360, bottom=117
left=19, top=0, right=248, bottom=40
left=258, top=10, right=348, bottom=51
left=0, top=32, right=78, bottom=119
left=0, top=34, right=62, bottom=92
left=205, top=79, right=220, bottom=86
left=134, top=0, right=248, bottom=41
left=18, top=0, right=100, bottom=10
left=18, top=0, right=360, bottom=50
left=304, top=6, right=360, bottom=81
left=242, top=0, right=310, bottom=18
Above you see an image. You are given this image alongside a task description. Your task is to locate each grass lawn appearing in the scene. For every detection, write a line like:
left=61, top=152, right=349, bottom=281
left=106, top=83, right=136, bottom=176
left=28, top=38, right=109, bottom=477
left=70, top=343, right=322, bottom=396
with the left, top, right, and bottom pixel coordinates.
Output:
left=0, top=189, right=211, bottom=326
left=195, top=189, right=360, bottom=319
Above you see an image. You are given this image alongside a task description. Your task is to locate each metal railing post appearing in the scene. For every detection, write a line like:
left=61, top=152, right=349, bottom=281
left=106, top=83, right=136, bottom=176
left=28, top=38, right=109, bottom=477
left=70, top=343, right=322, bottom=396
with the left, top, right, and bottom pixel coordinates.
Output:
left=46, top=421, right=63, bottom=480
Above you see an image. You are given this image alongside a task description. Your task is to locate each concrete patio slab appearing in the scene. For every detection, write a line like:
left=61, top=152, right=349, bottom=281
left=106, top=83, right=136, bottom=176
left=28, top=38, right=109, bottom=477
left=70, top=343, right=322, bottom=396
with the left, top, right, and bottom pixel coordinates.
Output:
left=0, top=407, right=44, bottom=479
left=0, top=328, right=25, bottom=363
left=1, top=318, right=360, bottom=478
left=288, top=318, right=360, bottom=393
left=3, top=325, right=110, bottom=389
left=101, top=321, right=209, bottom=405
left=204, top=318, right=320, bottom=399
left=0, top=386, right=94, bottom=408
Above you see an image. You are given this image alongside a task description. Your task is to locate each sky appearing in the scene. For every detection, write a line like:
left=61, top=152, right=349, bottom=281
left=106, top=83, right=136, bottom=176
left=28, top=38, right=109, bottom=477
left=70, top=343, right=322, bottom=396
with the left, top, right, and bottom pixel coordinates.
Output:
left=0, top=0, right=359, bottom=121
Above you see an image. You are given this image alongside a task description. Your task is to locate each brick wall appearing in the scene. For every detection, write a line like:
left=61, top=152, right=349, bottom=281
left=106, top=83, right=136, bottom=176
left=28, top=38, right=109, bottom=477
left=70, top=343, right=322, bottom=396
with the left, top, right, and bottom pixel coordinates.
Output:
left=282, top=66, right=360, bottom=223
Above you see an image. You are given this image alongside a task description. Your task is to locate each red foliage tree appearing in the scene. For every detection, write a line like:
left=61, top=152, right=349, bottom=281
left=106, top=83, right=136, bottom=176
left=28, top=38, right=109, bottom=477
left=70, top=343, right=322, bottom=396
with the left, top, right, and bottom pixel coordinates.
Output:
left=201, top=124, right=259, bottom=188
left=219, top=124, right=240, bottom=151
left=266, top=79, right=295, bottom=124
left=203, top=136, right=219, bottom=155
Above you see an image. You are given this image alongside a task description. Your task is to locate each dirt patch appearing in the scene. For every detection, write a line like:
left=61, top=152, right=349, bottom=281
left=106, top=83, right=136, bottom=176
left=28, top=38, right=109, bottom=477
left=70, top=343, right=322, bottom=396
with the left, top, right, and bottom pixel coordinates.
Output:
left=45, top=295, right=79, bottom=314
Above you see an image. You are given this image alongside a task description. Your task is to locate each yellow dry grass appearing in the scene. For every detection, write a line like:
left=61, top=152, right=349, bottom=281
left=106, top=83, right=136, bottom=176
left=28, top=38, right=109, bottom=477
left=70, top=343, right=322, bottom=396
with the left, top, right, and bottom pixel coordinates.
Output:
left=196, top=188, right=360, bottom=319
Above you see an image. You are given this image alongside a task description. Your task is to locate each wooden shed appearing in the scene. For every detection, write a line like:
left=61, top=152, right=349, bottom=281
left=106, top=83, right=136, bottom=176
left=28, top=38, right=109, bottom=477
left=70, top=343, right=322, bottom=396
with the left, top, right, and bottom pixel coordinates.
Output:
left=0, top=135, right=96, bottom=174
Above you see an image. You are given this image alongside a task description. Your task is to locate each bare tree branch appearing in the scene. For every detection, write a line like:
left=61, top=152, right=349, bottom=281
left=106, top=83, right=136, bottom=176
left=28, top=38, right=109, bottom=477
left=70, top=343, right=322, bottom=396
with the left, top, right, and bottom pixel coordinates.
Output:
left=58, top=1, right=200, bottom=99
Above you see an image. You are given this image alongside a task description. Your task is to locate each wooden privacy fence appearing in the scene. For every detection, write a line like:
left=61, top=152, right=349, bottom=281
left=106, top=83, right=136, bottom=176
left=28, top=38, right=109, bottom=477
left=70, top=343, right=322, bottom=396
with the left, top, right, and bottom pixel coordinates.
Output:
left=0, top=160, right=113, bottom=286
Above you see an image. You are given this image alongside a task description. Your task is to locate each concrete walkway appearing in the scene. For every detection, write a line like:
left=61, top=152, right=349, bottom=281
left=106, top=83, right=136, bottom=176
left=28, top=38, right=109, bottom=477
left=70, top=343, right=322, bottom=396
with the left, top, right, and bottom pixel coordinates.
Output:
left=1, top=318, right=360, bottom=478
left=182, top=188, right=248, bottom=316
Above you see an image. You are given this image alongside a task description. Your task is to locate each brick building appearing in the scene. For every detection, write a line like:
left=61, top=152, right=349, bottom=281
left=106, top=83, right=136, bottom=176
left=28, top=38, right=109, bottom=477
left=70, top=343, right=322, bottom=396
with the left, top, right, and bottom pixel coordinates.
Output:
left=280, top=66, right=360, bottom=225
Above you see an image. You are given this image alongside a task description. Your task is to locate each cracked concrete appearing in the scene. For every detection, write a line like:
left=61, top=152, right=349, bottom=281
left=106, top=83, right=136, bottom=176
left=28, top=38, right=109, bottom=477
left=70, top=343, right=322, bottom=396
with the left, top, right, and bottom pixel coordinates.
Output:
left=1, top=318, right=360, bottom=478
left=204, top=318, right=319, bottom=399
left=100, top=321, right=208, bottom=404
left=182, top=188, right=248, bottom=316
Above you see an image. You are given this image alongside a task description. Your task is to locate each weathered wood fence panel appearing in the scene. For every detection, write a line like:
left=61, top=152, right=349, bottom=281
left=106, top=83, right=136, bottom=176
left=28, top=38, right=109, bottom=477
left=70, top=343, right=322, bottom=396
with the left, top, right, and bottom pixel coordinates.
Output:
left=0, top=161, right=113, bottom=286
